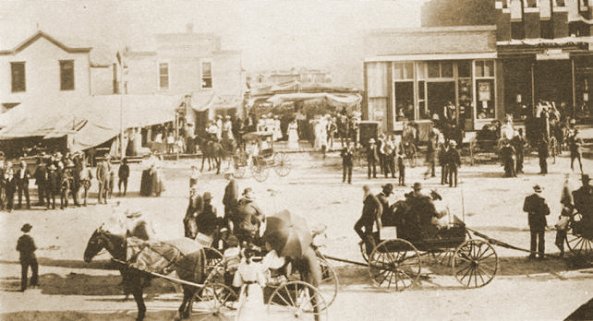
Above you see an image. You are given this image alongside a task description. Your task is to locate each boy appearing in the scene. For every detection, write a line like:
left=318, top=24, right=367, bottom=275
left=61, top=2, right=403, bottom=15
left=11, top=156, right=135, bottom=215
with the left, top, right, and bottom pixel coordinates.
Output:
left=16, top=224, right=39, bottom=291
left=397, top=149, right=406, bottom=186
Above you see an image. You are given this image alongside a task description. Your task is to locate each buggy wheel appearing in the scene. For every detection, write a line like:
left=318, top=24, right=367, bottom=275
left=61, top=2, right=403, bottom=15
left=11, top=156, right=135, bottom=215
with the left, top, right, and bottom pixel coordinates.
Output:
left=193, top=282, right=238, bottom=314
left=252, top=162, right=269, bottom=182
left=566, top=213, right=593, bottom=257
left=204, top=247, right=224, bottom=275
left=317, top=257, right=339, bottom=309
left=267, top=280, right=329, bottom=320
left=368, top=239, right=421, bottom=291
left=273, top=152, right=291, bottom=177
left=234, top=165, right=246, bottom=178
left=359, top=241, right=369, bottom=263
left=431, top=250, right=455, bottom=267
left=453, top=239, right=498, bottom=288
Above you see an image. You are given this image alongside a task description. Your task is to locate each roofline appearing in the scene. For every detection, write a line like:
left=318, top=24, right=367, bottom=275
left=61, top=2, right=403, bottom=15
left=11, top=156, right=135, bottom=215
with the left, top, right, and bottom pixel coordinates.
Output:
left=0, top=31, right=92, bottom=56
left=366, top=25, right=497, bottom=36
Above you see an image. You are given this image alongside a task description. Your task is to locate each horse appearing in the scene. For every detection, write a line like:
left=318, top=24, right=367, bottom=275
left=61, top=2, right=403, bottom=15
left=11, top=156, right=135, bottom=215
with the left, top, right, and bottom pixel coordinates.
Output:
left=197, top=135, right=224, bottom=174
left=83, top=226, right=207, bottom=321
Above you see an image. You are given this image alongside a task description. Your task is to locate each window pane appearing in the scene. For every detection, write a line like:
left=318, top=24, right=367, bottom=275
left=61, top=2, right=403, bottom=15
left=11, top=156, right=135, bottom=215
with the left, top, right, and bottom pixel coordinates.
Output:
left=11, top=62, right=26, bottom=92
left=458, top=61, right=472, bottom=78
left=202, top=62, right=212, bottom=88
left=60, top=60, right=75, bottom=91
left=416, top=63, right=426, bottom=80
left=404, top=63, right=414, bottom=80
left=394, top=63, right=404, bottom=80
left=485, top=61, right=494, bottom=77
left=476, top=79, right=496, bottom=119
left=441, top=62, right=453, bottom=78
left=428, top=62, right=440, bottom=78
left=475, top=61, right=484, bottom=77
left=395, top=82, right=415, bottom=121
left=159, top=63, right=169, bottom=89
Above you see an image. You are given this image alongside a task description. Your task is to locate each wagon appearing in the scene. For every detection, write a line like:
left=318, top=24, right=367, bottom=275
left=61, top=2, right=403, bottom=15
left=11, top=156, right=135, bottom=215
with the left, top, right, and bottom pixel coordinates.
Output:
left=565, top=211, right=593, bottom=258
left=232, top=131, right=291, bottom=182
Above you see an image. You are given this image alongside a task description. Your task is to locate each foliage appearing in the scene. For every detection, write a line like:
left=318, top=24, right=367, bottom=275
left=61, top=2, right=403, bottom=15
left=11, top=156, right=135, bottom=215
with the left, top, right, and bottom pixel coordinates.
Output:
left=421, top=0, right=496, bottom=27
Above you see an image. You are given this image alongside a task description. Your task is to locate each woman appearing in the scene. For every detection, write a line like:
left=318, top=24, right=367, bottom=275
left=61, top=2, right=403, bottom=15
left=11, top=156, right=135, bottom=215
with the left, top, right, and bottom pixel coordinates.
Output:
left=233, top=247, right=266, bottom=321
left=287, top=118, right=299, bottom=150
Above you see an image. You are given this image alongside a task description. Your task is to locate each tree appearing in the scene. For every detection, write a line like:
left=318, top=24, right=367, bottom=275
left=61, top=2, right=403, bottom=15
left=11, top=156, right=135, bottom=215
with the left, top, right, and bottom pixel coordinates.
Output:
left=421, top=0, right=496, bottom=27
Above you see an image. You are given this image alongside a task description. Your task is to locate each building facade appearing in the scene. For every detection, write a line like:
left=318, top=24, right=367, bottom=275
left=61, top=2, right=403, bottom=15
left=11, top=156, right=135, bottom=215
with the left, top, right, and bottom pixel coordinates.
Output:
left=364, top=0, right=593, bottom=136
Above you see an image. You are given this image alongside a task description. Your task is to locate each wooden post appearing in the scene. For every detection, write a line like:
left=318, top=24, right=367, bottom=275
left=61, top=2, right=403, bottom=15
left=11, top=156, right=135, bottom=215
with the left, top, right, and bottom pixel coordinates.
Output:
left=571, top=57, right=577, bottom=119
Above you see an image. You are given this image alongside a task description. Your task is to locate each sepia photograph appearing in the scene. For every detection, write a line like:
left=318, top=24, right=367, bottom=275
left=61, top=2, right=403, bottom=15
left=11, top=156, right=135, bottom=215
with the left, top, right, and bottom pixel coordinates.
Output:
left=0, top=0, right=593, bottom=320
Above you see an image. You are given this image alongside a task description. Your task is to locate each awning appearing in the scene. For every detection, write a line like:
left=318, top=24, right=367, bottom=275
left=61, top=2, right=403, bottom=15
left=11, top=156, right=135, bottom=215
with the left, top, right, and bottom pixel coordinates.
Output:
left=191, top=92, right=242, bottom=112
left=265, top=92, right=362, bottom=109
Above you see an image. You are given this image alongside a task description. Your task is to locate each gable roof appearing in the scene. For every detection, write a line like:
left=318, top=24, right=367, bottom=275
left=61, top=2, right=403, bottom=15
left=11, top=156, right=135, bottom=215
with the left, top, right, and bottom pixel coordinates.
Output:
left=0, top=31, right=92, bottom=56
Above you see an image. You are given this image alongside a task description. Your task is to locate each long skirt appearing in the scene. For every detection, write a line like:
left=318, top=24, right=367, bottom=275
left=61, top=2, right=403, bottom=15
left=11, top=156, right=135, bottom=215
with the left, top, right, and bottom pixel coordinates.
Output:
left=236, top=284, right=265, bottom=321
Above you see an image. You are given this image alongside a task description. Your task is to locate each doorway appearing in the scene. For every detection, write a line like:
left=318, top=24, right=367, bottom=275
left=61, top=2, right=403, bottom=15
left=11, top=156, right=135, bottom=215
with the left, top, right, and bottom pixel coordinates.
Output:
left=535, top=60, right=572, bottom=105
left=427, top=82, right=456, bottom=121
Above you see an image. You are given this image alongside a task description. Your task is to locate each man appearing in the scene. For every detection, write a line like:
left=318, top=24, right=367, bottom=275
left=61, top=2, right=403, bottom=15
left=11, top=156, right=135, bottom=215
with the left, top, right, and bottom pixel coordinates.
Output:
left=222, top=115, right=234, bottom=141
left=499, top=140, right=516, bottom=178
left=235, top=188, right=266, bottom=244
left=79, top=160, right=93, bottom=206
left=70, top=155, right=82, bottom=206
left=523, top=185, right=550, bottom=259
left=118, top=158, right=130, bottom=196
left=438, top=143, right=449, bottom=185
left=96, top=156, right=111, bottom=204
left=537, top=136, right=549, bottom=175
left=377, top=134, right=386, bottom=176
left=46, top=164, right=59, bottom=210
left=4, top=162, right=16, bottom=212
left=34, top=156, right=47, bottom=207
left=16, top=159, right=31, bottom=209
left=446, top=141, right=461, bottom=187
left=572, top=174, right=593, bottom=230
left=568, top=129, right=583, bottom=173
left=340, top=142, right=354, bottom=184
left=366, top=138, right=379, bottom=179
left=377, top=184, right=393, bottom=218
left=354, top=185, right=382, bottom=255
left=16, top=223, right=39, bottom=291
left=184, top=186, right=203, bottom=239
left=222, top=170, right=239, bottom=231
left=424, top=129, right=438, bottom=179
left=511, top=129, right=526, bottom=174
left=407, top=182, right=438, bottom=240
left=197, top=192, right=218, bottom=237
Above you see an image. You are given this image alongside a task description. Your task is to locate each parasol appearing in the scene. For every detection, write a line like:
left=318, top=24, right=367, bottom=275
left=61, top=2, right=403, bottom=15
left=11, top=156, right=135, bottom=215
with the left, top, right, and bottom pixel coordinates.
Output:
left=263, top=210, right=312, bottom=258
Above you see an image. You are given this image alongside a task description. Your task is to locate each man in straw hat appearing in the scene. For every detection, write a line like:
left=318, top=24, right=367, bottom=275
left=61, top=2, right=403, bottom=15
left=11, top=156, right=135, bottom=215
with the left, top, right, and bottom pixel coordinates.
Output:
left=523, top=184, right=550, bottom=259
left=16, top=223, right=39, bottom=291
left=366, top=138, right=379, bottom=179
left=573, top=174, right=593, bottom=229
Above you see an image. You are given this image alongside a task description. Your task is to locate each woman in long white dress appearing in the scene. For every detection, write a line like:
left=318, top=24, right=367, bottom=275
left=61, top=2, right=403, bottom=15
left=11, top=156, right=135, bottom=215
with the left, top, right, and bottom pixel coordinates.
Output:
left=287, top=119, right=299, bottom=150
left=233, top=248, right=266, bottom=321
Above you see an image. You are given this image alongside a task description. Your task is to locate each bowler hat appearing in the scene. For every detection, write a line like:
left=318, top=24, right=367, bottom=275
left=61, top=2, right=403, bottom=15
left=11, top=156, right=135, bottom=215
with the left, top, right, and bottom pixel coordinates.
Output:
left=582, top=174, right=590, bottom=182
left=369, top=138, right=376, bottom=144
left=21, top=223, right=32, bottom=232
left=533, top=184, right=543, bottom=193
left=382, top=184, right=394, bottom=195
left=203, top=192, right=212, bottom=201
left=413, top=182, right=422, bottom=191
left=243, top=187, right=253, bottom=196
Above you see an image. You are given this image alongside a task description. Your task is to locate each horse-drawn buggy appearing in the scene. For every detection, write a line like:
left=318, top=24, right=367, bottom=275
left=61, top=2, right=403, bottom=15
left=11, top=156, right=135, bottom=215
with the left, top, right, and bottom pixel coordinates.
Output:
left=232, top=131, right=291, bottom=182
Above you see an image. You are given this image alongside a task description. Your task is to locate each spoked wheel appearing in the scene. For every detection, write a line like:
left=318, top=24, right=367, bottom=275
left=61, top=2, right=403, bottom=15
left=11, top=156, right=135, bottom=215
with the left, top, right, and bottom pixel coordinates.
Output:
left=368, top=239, right=421, bottom=291
left=267, top=281, right=328, bottom=320
left=566, top=213, right=593, bottom=257
left=204, top=247, right=224, bottom=275
left=359, top=241, right=369, bottom=263
left=252, top=160, right=269, bottom=182
left=317, top=256, right=338, bottom=309
left=234, top=165, right=246, bottom=178
left=453, top=239, right=498, bottom=288
left=193, top=282, right=238, bottom=317
left=431, top=250, right=455, bottom=267
left=273, top=152, right=291, bottom=177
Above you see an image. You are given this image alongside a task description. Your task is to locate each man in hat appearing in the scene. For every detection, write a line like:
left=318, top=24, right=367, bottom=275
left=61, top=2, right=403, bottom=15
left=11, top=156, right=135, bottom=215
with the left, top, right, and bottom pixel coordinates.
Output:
left=118, top=158, right=130, bottom=197
left=499, top=139, right=516, bottom=178
left=537, top=136, right=549, bottom=175
left=573, top=174, right=593, bottom=229
left=197, top=192, right=218, bottom=237
left=16, top=223, right=39, bottom=291
left=568, top=129, right=583, bottom=173
left=4, top=161, right=16, bottom=212
left=523, top=185, right=550, bottom=259
left=96, top=155, right=111, bottom=204
left=367, top=138, right=379, bottom=179
left=222, top=169, right=239, bottom=231
left=377, top=184, right=394, bottom=220
left=16, top=159, right=31, bottom=209
left=340, top=141, right=354, bottom=184
left=34, top=156, right=48, bottom=207
left=235, top=188, right=265, bottom=244
left=46, top=164, right=59, bottom=209
left=354, top=185, right=383, bottom=255
left=124, top=209, right=156, bottom=241
left=445, top=141, right=461, bottom=187
left=407, top=182, right=438, bottom=240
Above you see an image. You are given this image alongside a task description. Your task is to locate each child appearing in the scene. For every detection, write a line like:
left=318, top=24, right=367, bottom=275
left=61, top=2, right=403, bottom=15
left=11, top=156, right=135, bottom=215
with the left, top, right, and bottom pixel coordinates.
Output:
left=233, top=247, right=266, bottom=321
left=189, top=165, right=199, bottom=188
left=555, top=206, right=571, bottom=257
left=16, top=224, right=39, bottom=291
left=118, top=158, right=130, bottom=196
left=223, top=235, right=241, bottom=288
left=397, top=150, right=406, bottom=186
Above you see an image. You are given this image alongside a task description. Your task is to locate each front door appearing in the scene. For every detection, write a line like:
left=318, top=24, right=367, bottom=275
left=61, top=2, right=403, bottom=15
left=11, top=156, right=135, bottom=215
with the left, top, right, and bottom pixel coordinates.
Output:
left=535, top=60, right=572, bottom=105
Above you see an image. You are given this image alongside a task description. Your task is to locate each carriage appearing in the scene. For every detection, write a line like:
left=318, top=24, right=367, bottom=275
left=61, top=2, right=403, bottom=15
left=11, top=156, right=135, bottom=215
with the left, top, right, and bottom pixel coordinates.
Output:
left=565, top=211, right=593, bottom=258
left=232, top=131, right=291, bottom=182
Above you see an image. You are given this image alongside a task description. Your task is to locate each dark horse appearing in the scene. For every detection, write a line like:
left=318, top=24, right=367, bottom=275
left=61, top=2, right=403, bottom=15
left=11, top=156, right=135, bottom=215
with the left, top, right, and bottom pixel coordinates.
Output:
left=83, top=226, right=207, bottom=321
left=197, top=135, right=225, bottom=174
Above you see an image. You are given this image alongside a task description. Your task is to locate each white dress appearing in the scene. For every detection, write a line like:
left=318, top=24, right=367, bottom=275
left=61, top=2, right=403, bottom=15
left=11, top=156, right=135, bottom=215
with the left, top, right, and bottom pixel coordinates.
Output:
left=273, top=119, right=283, bottom=141
left=287, top=122, right=299, bottom=150
left=233, top=260, right=266, bottom=321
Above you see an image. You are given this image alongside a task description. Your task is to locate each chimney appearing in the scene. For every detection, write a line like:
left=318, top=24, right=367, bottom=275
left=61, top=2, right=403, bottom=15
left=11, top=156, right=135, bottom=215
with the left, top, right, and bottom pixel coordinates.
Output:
left=186, top=23, right=194, bottom=33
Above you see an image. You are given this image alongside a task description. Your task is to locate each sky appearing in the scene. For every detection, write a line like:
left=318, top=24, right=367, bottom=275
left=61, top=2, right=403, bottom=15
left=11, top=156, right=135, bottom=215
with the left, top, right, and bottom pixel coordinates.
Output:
left=0, top=0, right=424, bottom=87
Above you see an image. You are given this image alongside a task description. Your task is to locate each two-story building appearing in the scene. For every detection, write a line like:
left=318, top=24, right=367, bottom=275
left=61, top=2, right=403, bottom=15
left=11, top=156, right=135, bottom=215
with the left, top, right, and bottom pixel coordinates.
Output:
left=364, top=0, right=593, bottom=138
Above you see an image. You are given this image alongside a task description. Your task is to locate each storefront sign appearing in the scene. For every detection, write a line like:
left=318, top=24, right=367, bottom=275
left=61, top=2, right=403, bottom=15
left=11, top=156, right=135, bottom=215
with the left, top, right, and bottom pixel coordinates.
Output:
left=478, top=81, right=491, bottom=101
left=536, top=49, right=570, bottom=60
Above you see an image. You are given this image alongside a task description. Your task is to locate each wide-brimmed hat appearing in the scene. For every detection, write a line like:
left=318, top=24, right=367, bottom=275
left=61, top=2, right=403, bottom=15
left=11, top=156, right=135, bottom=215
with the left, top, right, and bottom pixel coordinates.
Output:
left=21, top=223, right=32, bottom=232
left=449, top=140, right=458, bottom=146
left=125, top=209, right=143, bottom=218
left=369, top=138, right=376, bottom=144
left=242, top=188, right=254, bottom=199
left=582, top=174, right=590, bottom=182
left=203, top=192, right=212, bottom=201
left=413, top=182, right=422, bottom=191
left=382, top=183, right=394, bottom=195
left=533, top=185, right=543, bottom=193
left=225, top=115, right=231, bottom=119
left=48, top=164, right=57, bottom=171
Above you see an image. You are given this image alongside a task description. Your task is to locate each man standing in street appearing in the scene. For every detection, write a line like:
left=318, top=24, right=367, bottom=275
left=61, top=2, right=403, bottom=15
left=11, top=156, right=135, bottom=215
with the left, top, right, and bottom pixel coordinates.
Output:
left=96, top=156, right=111, bottom=204
left=499, top=140, right=516, bottom=178
left=340, top=142, right=354, bottom=184
left=34, top=156, right=47, bottom=207
left=16, top=223, right=39, bottom=292
left=538, top=136, right=549, bottom=175
left=354, top=185, right=382, bottom=255
left=573, top=174, right=593, bottom=230
left=118, top=158, right=130, bottom=196
left=4, top=161, right=16, bottom=212
left=222, top=170, right=239, bottom=231
left=367, top=138, right=379, bottom=179
left=16, top=159, right=31, bottom=210
left=523, top=185, right=550, bottom=259
left=446, top=141, right=461, bottom=187
left=568, top=129, right=584, bottom=174
left=511, top=129, right=526, bottom=175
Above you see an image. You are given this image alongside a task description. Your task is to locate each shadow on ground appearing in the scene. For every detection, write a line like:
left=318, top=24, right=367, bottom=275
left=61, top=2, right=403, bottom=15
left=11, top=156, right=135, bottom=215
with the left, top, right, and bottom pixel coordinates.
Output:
left=0, top=311, right=182, bottom=321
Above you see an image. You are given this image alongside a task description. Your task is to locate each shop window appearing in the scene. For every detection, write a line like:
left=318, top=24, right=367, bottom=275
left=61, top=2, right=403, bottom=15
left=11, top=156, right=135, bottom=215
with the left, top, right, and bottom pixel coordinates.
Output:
left=428, top=62, right=440, bottom=78
left=427, top=61, right=455, bottom=79
left=394, top=62, right=414, bottom=80
left=395, top=82, right=414, bottom=121
left=158, top=62, right=169, bottom=90
left=418, top=81, right=430, bottom=120
left=441, top=62, right=453, bottom=78
left=458, top=61, right=472, bottom=78
left=10, top=62, right=26, bottom=93
left=476, top=61, right=494, bottom=78
left=416, top=63, right=426, bottom=80
left=201, top=61, right=212, bottom=89
left=458, top=79, right=473, bottom=128
left=60, top=60, right=75, bottom=91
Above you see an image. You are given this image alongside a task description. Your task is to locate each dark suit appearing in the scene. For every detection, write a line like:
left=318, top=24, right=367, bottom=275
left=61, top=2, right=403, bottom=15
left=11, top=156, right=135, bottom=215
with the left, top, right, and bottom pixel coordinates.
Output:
left=367, top=144, right=379, bottom=179
left=538, top=140, right=549, bottom=174
left=222, top=179, right=239, bottom=230
left=523, top=193, right=550, bottom=258
left=34, top=163, right=47, bottom=206
left=573, top=185, right=593, bottom=229
left=17, top=233, right=38, bottom=291
left=235, top=198, right=264, bottom=243
left=16, top=167, right=31, bottom=209
left=354, top=194, right=382, bottom=255
left=46, top=170, right=59, bottom=209
left=340, top=147, right=353, bottom=183
left=118, top=164, right=130, bottom=196
left=4, top=172, right=16, bottom=211
left=446, top=148, right=461, bottom=187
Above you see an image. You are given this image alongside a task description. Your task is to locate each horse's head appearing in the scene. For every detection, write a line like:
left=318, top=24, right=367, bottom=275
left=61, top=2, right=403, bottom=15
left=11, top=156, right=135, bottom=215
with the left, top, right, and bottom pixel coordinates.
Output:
left=83, top=224, right=119, bottom=263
